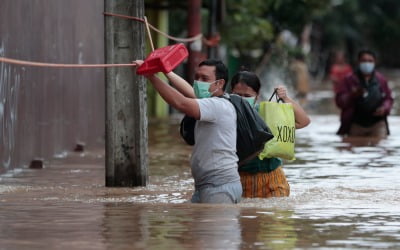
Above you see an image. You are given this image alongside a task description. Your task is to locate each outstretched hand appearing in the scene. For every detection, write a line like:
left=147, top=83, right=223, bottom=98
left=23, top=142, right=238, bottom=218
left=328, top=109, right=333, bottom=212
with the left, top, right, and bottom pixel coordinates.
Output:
left=132, top=60, right=155, bottom=78
left=132, top=60, right=144, bottom=67
left=275, top=85, right=289, bottom=101
left=373, top=106, right=385, bottom=116
left=351, top=86, right=364, bottom=97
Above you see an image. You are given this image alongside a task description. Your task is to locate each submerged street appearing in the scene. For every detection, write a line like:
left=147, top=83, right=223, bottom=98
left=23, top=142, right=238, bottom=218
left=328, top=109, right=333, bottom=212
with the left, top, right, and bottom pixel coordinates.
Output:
left=1, top=102, right=400, bottom=249
left=2, top=1, right=400, bottom=249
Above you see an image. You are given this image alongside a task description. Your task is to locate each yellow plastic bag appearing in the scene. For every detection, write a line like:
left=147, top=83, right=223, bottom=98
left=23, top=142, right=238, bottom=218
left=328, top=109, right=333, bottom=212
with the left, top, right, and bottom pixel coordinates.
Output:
left=258, top=94, right=296, bottom=160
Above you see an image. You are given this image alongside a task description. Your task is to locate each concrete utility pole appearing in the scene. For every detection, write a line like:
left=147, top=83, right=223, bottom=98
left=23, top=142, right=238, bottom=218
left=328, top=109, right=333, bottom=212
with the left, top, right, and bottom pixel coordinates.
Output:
left=187, top=0, right=204, bottom=83
left=104, top=0, right=148, bottom=186
left=207, top=0, right=218, bottom=58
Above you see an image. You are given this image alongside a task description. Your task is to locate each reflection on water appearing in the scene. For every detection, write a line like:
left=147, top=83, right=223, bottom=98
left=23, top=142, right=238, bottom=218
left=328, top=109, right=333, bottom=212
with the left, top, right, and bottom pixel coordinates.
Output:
left=1, top=114, right=400, bottom=249
left=102, top=203, right=242, bottom=250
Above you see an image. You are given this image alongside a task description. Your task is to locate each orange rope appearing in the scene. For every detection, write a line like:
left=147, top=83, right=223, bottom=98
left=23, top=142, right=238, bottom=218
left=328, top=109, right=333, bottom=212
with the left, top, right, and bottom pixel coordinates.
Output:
left=103, top=12, right=203, bottom=43
left=0, top=57, right=137, bottom=68
left=0, top=12, right=204, bottom=68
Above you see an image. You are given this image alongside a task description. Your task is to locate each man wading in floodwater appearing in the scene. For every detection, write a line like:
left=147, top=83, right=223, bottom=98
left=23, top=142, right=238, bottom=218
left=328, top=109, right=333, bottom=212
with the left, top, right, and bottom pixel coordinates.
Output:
left=134, top=59, right=242, bottom=204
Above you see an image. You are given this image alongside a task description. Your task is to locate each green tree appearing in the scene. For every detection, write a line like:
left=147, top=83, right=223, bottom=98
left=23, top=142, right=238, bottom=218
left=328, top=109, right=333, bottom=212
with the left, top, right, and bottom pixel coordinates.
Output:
left=220, top=0, right=331, bottom=69
left=316, top=0, right=400, bottom=67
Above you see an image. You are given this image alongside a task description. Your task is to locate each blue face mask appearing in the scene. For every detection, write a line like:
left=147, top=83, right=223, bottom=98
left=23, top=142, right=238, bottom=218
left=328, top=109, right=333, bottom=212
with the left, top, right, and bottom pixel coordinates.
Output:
left=193, top=80, right=214, bottom=98
left=359, top=62, right=375, bottom=74
left=244, top=97, right=256, bottom=107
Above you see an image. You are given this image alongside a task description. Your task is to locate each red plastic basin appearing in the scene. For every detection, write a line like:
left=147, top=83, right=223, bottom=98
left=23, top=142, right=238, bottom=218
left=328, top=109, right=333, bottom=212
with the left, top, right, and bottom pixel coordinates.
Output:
left=137, top=43, right=188, bottom=75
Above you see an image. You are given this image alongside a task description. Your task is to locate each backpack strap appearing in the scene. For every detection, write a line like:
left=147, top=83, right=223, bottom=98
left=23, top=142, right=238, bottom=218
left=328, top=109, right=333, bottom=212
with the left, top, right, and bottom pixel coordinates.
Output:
left=219, top=93, right=231, bottom=100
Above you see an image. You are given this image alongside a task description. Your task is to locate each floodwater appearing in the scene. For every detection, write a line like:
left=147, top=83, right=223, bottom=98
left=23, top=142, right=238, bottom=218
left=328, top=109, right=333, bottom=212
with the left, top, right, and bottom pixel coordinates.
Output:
left=1, top=96, right=400, bottom=249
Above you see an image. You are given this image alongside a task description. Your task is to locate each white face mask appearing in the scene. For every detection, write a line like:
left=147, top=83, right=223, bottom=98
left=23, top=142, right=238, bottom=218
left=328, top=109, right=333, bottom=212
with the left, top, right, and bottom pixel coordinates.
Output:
left=359, top=62, right=375, bottom=74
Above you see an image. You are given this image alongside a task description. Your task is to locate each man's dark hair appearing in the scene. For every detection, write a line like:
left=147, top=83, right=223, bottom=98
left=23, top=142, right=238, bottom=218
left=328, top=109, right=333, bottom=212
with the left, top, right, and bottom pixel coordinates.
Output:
left=198, top=59, right=229, bottom=90
left=358, top=49, right=376, bottom=60
left=231, top=71, right=261, bottom=94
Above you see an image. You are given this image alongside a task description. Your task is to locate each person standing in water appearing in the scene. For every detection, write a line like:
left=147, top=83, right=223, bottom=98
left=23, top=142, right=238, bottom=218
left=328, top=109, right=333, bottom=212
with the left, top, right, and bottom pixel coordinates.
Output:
left=230, top=71, right=310, bottom=198
left=328, top=50, right=353, bottom=94
left=335, top=49, right=393, bottom=137
left=289, top=52, right=310, bottom=105
left=135, top=59, right=242, bottom=204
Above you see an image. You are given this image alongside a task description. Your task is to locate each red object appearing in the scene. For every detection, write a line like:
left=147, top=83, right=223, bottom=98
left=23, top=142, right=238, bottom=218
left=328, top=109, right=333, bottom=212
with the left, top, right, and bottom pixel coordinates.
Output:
left=137, top=43, right=188, bottom=75
left=329, top=64, right=353, bottom=93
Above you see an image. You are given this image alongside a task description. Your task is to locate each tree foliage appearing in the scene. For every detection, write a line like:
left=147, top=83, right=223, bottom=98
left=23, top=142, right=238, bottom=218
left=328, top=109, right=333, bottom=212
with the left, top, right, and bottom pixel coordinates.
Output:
left=220, top=0, right=331, bottom=67
left=318, top=0, right=400, bottom=67
left=148, top=0, right=400, bottom=68
left=218, top=0, right=400, bottom=69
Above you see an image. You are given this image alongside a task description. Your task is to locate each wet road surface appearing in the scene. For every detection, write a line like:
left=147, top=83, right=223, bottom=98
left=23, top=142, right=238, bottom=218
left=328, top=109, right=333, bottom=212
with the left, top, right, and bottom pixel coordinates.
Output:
left=1, top=111, right=400, bottom=249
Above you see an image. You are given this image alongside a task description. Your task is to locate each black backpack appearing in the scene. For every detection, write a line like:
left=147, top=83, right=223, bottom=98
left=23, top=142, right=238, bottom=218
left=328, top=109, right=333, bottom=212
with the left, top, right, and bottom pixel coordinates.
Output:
left=180, top=115, right=196, bottom=146
left=356, top=76, right=384, bottom=114
left=179, top=94, right=274, bottom=165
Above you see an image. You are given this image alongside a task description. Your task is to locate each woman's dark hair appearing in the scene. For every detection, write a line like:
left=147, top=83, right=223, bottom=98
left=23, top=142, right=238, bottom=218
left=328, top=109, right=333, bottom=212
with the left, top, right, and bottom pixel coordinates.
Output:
left=198, top=59, right=229, bottom=90
left=230, top=71, right=261, bottom=94
left=358, top=49, right=376, bottom=60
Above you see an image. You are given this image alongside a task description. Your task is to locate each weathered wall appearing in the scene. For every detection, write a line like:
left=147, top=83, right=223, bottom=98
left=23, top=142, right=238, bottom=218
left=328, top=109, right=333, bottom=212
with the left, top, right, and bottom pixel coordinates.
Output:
left=0, top=1, right=105, bottom=173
